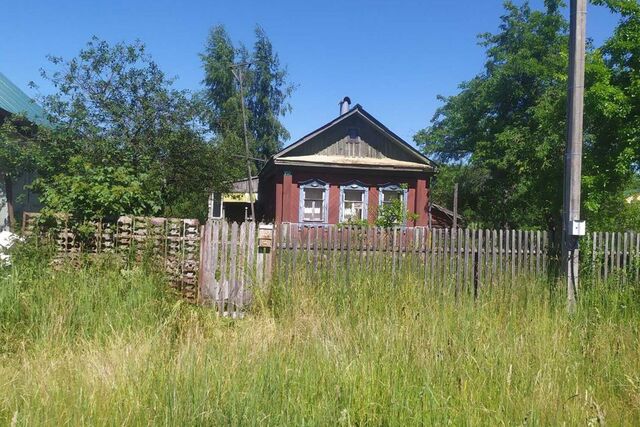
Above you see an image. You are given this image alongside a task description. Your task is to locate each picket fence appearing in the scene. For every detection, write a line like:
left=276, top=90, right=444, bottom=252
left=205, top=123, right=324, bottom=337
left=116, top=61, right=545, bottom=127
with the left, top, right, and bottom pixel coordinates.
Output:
left=23, top=211, right=640, bottom=317
left=197, top=223, right=640, bottom=316
left=197, top=222, right=555, bottom=314
left=589, top=231, right=640, bottom=283
left=274, top=224, right=553, bottom=296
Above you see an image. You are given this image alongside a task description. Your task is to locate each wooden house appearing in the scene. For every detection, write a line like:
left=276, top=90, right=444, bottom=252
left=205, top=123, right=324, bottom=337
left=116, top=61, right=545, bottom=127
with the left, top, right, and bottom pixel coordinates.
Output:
left=0, top=72, right=48, bottom=231
left=249, top=98, right=438, bottom=226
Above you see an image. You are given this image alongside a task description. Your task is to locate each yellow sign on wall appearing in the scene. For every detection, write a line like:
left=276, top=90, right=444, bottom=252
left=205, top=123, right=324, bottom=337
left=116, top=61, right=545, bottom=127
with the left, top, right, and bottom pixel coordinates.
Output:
left=222, top=193, right=257, bottom=203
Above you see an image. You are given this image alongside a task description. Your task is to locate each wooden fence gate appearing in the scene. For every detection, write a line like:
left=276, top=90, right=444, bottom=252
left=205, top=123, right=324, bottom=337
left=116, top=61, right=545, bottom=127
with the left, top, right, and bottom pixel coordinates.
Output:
left=198, top=221, right=273, bottom=317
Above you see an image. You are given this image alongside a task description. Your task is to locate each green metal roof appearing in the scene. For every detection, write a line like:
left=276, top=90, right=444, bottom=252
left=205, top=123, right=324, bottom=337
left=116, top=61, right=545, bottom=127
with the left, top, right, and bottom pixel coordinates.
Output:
left=0, top=72, right=49, bottom=126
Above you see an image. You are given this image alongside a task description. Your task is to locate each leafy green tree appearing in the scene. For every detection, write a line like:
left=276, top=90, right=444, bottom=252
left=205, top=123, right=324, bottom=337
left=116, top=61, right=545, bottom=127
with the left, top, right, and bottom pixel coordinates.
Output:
left=592, top=2, right=640, bottom=178
left=248, top=26, right=293, bottom=160
left=31, top=37, right=227, bottom=221
left=200, top=26, right=247, bottom=179
left=619, top=201, right=640, bottom=231
left=416, top=1, right=568, bottom=229
left=415, top=0, right=639, bottom=231
left=429, top=164, right=489, bottom=225
left=201, top=25, right=293, bottom=172
left=37, top=157, right=161, bottom=222
left=37, top=38, right=193, bottom=166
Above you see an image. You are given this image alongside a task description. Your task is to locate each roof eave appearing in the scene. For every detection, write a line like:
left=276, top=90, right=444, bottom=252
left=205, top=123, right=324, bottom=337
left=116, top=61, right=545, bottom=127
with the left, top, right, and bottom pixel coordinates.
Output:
left=273, top=158, right=434, bottom=173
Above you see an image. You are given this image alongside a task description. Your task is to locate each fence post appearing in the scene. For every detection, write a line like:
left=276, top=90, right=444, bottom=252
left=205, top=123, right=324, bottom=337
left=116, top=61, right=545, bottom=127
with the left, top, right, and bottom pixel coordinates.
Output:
left=258, top=223, right=275, bottom=286
left=198, top=223, right=207, bottom=304
left=473, top=245, right=479, bottom=301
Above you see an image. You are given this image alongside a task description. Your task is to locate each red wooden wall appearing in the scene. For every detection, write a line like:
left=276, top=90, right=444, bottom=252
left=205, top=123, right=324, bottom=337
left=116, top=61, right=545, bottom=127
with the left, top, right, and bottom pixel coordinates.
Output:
left=269, top=168, right=431, bottom=226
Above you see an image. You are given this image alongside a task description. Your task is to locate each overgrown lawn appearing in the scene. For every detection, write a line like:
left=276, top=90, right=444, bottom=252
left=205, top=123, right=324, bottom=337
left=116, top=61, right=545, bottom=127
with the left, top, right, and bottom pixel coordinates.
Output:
left=1, top=248, right=639, bottom=425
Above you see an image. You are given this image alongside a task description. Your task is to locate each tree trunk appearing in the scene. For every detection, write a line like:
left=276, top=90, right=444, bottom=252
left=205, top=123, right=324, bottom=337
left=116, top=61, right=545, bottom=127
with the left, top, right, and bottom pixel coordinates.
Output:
left=3, top=173, right=15, bottom=231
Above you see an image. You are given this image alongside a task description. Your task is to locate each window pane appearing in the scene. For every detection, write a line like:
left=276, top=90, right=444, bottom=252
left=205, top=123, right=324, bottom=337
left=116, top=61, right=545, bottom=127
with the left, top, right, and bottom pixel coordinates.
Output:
left=382, top=190, right=401, bottom=203
left=344, top=189, right=364, bottom=202
left=210, top=192, right=222, bottom=218
left=302, top=184, right=326, bottom=222
left=304, top=200, right=323, bottom=221
left=305, top=188, right=324, bottom=201
left=343, top=201, right=364, bottom=221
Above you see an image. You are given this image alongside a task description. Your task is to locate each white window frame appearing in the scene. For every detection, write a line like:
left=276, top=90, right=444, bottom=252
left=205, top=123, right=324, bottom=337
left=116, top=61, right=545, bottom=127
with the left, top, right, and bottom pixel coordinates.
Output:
left=208, top=192, right=223, bottom=220
left=378, top=183, right=408, bottom=223
left=299, top=179, right=329, bottom=223
left=339, top=181, right=368, bottom=223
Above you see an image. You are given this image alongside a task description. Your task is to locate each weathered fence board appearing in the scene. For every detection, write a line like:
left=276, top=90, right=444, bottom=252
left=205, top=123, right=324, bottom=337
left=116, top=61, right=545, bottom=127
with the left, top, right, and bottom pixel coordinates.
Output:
left=271, top=224, right=559, bottom=295
left=589, top=231, right=640, bottom=284
left=198, top=221, right=270, bottom=317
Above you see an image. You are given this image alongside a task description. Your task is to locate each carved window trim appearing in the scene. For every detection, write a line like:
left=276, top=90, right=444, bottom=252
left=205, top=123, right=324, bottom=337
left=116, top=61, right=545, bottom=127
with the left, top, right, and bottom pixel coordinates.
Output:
left=339, top=181, right=369, bottom=223
left=299, top=179, right=329, bottom=223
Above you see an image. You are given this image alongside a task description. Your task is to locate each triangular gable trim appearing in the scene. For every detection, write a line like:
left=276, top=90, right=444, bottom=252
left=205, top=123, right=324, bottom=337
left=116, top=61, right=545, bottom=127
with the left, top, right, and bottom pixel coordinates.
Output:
left=274, top=105, right=436, bottom=168
left=274, top=107, right=360, bottom=159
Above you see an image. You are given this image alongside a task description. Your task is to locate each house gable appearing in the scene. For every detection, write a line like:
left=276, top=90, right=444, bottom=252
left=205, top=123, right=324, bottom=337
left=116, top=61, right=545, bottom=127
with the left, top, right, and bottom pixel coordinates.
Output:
left=271, top=105, right=435, bottom=172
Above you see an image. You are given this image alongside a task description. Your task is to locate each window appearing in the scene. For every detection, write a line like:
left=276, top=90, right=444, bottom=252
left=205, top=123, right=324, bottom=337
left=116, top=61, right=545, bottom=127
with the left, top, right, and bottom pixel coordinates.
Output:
left=209, top=192, right=223, bottom=219
left=303, top=188, right=324, bottom=222
left=299, top=180, right=328, bottom=223
left=378, top=184, right=408, bottom=223
left=340, top=182, right=368, bottom=222
left=379, top=184, right=406, bottom=206
left=381, top=190, right=402, bottom=206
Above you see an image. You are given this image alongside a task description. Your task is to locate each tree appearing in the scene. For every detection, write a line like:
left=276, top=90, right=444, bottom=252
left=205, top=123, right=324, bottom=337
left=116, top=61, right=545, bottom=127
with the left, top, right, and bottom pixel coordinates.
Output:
left=201, top=25, right=293, bottom=173
left=37, top=156, right=162, bottom=222
left=200, top=26, right=247, bottom=180
left=31, top=37, right=227, bottom=221
left=428, top=164, right=489, bottom=226
left=415, top=0, right=638, bottom=230
left=592, top=0, right=640, bottom=170
left=248, top=26, right=293, bottom=160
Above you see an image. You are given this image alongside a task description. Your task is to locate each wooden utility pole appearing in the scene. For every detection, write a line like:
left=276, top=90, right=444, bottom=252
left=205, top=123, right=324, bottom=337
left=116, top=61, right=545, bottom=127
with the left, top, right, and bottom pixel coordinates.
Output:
left=453, top=183, right=459, bottom=229
left=231, top=62, right=256, bottom=222
left=563, top=0, right=587, bottom=311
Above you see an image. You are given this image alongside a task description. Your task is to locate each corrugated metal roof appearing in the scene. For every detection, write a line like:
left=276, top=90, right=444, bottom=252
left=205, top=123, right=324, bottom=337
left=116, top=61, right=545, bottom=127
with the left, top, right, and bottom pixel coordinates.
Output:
left=0, top=72, right=49, bottom=126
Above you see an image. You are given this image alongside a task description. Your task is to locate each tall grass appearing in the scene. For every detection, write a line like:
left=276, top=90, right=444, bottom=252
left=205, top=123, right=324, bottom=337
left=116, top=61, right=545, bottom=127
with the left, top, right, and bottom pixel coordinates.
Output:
left=1, top=246, right=639, bottom=425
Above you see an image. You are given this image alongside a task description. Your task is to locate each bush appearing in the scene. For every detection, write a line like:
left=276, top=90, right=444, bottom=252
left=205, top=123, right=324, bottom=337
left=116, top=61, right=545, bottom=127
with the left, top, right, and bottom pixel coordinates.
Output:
left=34, top=157, right=162, bottom=222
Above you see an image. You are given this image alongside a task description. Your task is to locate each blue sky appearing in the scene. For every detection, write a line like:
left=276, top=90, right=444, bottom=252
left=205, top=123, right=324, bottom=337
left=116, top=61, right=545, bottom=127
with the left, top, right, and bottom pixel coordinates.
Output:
left=1, top=0, right=620, bottom=146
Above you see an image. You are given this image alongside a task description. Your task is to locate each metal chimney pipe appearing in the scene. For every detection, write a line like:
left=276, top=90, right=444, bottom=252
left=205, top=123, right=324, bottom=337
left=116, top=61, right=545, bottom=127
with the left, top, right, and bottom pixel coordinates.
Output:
left=339, top=96, right=351, bottom=115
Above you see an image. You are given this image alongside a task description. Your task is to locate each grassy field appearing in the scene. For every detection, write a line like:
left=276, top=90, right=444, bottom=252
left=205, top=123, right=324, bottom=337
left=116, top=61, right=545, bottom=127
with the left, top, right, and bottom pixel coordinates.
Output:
left=1, top=247, right=639, bottom=425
